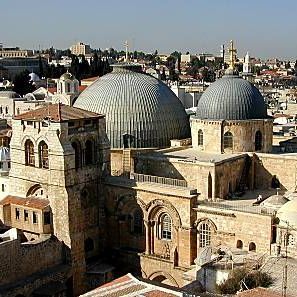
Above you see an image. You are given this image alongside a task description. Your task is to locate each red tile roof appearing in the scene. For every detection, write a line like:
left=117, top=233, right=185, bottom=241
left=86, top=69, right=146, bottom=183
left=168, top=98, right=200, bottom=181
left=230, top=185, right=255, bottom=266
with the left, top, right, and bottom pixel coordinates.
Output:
left=0, top=195, right=49, bottom=210
left=14, top=103, right=103, bottom=122
left=79, top=273, right=182, bottom=297
left=237, top=287, right=285, bottom=297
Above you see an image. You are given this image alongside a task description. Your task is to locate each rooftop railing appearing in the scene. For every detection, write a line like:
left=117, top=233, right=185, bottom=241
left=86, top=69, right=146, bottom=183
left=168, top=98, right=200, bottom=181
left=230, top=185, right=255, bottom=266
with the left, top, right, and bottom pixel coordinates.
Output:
left=130, top=172, right=188, bottom=188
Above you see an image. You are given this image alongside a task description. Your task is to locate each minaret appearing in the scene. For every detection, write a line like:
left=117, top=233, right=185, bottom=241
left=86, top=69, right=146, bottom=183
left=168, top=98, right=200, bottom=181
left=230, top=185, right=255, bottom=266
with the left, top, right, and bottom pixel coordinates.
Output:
left=243, top=52, right=251, bottom=73
left=228, top=40, right=237, bottom=69
left=124, top=40, right=129, bottom=62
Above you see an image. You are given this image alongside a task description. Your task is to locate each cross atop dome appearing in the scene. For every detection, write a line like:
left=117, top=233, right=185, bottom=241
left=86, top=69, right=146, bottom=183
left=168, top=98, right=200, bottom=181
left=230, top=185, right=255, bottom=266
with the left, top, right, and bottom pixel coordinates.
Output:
left=228, top=40, right=237, bottom=69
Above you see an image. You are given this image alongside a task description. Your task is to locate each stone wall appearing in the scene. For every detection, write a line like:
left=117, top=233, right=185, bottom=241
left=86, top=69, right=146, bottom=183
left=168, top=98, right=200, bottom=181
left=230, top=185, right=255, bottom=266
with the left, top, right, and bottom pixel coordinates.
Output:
left=0, top=236, right=64, bottom=286
left=191, top=118, right=273, bottom=153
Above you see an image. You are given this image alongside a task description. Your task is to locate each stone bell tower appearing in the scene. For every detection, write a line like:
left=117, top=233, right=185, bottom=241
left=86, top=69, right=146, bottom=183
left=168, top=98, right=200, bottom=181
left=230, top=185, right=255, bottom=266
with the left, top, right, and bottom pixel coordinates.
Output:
left=9, top=104, right=110, bottom=295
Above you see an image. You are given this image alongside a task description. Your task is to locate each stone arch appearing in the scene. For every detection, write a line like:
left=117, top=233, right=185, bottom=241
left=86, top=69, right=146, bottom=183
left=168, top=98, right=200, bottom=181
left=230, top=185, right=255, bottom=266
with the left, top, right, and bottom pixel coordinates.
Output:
left=26, top=184, right=46, bottom=198
left=116, top=194, right=146, bottom=216
left=21, top=135, right=37, bottom=147
left=146, top=199, right=181, bottom=228
left=249, top=242, right=256, bottom=251
left=148, top=271, right=179, bottom=287
left=236, top=239, right=243, bottom=249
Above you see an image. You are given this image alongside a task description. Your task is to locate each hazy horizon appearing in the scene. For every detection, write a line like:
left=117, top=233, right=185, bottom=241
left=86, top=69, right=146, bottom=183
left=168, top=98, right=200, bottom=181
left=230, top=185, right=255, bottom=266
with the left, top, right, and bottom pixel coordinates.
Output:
left=1, top=0, right=297, bottom=60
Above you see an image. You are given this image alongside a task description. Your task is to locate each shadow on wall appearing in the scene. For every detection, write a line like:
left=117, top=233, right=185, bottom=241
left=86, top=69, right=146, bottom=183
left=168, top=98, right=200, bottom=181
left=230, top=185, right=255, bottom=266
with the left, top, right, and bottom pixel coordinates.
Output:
left=253, top=155, right=285, bottom=191
left=134, top=156, right=187, bottom=181
left=104, top=185, right=145, bottom=277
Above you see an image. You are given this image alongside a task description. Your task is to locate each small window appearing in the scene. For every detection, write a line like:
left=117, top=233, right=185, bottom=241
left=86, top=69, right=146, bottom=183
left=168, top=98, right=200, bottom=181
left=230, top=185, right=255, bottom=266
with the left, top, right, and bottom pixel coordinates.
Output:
left=223, top=131, right=233, bottom=150
left=198, top=129, right=203, bottom=146
left=255, top=131, right=262, bottom=151
left=24, top=210, right=29, bottom=222
left=1, top=184, right=4, bottom=192
left=68, top=121, right=75, bottom=127
left=43, top=211, right=51, bottom=225
left=8, top=162, right=10, bottom=169
left=27, top=121, right=33, bottom=126
left=0, top=162, right=3, bottom=169
left=85, top=140, right=93, bottom=166
left=249, top=242, right=256, bottom=252
left=15, top=208, right=20, bottom=220
left=33, top=211, right=38, bottom=224
left=5, top=107, right=8, bottom=114
left=161, top=214, right=172, bottom=240
left=84, top=120, right=92, bottom=126
left=39, top=141, right=49, bottom=169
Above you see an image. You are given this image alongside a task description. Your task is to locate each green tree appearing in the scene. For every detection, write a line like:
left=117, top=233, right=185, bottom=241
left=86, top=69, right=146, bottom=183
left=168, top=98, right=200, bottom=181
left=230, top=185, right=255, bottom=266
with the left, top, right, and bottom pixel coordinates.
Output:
left=217, top=268, right=273, bottom=295
left=13, top=70, right=35, bottom=95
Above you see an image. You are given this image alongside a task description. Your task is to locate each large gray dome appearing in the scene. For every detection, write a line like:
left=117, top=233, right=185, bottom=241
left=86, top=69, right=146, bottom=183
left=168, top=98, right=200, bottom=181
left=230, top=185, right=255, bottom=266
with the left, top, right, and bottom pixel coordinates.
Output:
left=197, top=72, right=267, bottom=120
left=74, top=64, right=190, bottom=148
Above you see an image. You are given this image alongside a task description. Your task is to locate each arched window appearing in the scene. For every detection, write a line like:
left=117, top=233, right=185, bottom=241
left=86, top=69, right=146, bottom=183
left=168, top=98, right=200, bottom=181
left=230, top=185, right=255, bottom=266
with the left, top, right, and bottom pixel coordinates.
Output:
left=0, top=106, right=3, bottom=113
left=198, top=129, right=203, bottom=146
left=208, top=173, right=212, bottom=199
left=67, top=83, right=71, bottom=93
left=85, top=139, right=93, bottom=166
left=287, top=234, right=295, bottom=247
left=249, top=242, right=256, bottom=252
left=71, top=141, right=81, bottom=170
left=223, top=131, right=233, bottom=150
left=199, top=222, right=211, bottom=248
left=84, top=237, right=94, bottom=253
left=5, top=107, right=8, bottom=114
left=160, top=214, right=172, bottom=240
left=25, top=139, right=35, bottom=166
left=39, top=141, right=48, bottom=169
left=255, top=130, right=262, bottom=151
left=132, top=209, right=143, bottom=235
left=236, top=240, right=243, bottom=249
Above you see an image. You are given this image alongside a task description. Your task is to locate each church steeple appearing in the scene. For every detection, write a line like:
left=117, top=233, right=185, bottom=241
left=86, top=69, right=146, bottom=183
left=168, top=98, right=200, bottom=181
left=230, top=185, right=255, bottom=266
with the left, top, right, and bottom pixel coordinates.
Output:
left=228, top=40, right=237, bottom=70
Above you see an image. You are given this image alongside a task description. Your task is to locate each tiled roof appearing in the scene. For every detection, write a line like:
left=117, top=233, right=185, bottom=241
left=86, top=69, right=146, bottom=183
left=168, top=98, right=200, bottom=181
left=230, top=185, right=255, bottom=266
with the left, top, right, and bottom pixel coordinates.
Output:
left=0, top=195, right=50, bottom=210
left=79, top=273, right=183, bottom=297
left=237, top=287, right=284, bottom=297
left=14, top=103, right=103, bottom=122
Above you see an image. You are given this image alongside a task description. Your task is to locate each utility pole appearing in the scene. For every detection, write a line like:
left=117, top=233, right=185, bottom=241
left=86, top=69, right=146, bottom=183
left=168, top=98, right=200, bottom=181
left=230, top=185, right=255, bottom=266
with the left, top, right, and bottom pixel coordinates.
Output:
left=282, top=221, right=289, bottom=297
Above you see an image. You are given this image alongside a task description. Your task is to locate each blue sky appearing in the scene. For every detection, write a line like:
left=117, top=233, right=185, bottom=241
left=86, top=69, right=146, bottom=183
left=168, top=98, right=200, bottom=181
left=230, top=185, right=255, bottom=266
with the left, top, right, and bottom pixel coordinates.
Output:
left=1, top=0, right=297, bottom=59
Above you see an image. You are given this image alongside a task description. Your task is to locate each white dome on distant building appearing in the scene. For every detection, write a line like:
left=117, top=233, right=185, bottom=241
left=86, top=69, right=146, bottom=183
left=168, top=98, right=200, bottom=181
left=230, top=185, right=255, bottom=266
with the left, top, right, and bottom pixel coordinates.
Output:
left=260, top=194, right=288, bottom=211
left=29, top=72, right=41, bottom=83
left=277, top=200, right=297, bottom=228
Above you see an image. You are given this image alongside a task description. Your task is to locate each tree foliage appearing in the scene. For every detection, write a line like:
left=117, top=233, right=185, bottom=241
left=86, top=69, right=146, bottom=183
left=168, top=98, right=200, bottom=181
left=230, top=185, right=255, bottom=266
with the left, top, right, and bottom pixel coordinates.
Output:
left=13, top=70, right=35, bottom=95
left=216, top=268, right=273, bottom=295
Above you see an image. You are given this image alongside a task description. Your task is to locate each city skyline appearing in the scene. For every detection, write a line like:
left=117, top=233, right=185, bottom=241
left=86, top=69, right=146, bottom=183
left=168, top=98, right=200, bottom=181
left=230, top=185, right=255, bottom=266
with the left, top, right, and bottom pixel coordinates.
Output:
left=1, top=0, right=297, bottom=59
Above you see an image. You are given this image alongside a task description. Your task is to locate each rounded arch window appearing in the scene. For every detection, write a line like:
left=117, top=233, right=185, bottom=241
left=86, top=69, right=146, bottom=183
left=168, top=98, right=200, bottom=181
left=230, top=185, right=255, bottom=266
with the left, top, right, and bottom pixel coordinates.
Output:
left=255, top=130, right=262, bottom=151
left=25, top=139, right=35, bottom=166
left=198, top=129, right=203, bottom=146
left=160, top=213, right=172, bottom=240
left=71, top=141, right=81, bottom=170
left=85, top=139, right=94, bottom=166
left=249, top=242, right=256, bottom=252
left=38, top=141, right=48, bottom=169
left=198, top=222, right=212, bottom=248
left=223, top=131, right=233, bottom=150
left=236, top=239, right=243, bottom=249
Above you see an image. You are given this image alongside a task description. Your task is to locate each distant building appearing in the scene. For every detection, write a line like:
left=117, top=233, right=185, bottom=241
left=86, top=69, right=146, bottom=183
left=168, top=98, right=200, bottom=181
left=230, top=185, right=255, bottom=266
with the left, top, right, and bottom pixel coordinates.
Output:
left=70, top=42, right=91, bottom=56
left=0, top=47, right=33, bottom=58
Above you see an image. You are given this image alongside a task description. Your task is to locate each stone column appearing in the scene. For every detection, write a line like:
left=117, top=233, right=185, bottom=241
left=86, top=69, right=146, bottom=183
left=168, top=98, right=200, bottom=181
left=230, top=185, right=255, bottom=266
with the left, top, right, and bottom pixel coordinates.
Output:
left=150, top=220, right=155, bottom=254
left=144, top=220, right=151, bottom=255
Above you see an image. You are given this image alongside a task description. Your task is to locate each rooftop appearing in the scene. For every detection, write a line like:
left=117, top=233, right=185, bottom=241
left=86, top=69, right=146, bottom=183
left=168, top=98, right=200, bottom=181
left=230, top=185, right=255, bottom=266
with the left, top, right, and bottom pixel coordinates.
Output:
left=0, top=195, right=49, bottom=210
left=79, top=273, right=183, bottom=297
left=137, top=147, right=246, bottom=165
left=13, top=103, right=103, bottom=122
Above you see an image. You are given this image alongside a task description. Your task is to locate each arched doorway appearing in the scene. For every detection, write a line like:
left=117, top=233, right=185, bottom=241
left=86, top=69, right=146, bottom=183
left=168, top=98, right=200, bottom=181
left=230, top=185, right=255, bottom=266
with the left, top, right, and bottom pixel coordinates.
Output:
left=236, top=240, right=243, bottom=249
left=249, top=242, right=256, bottom=252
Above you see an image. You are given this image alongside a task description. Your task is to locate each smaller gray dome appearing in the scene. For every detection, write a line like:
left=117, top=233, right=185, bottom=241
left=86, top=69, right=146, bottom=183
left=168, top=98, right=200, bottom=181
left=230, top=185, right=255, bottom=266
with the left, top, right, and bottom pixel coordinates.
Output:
left=60, top=72, right=76, bottom=81
left=261, top=194, right=288, bottom=211
left=29, top=72, right=41, bottom=82
left=197, top=72, right=268, bottom=120
left=0, top=91, right=21, bottom=99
